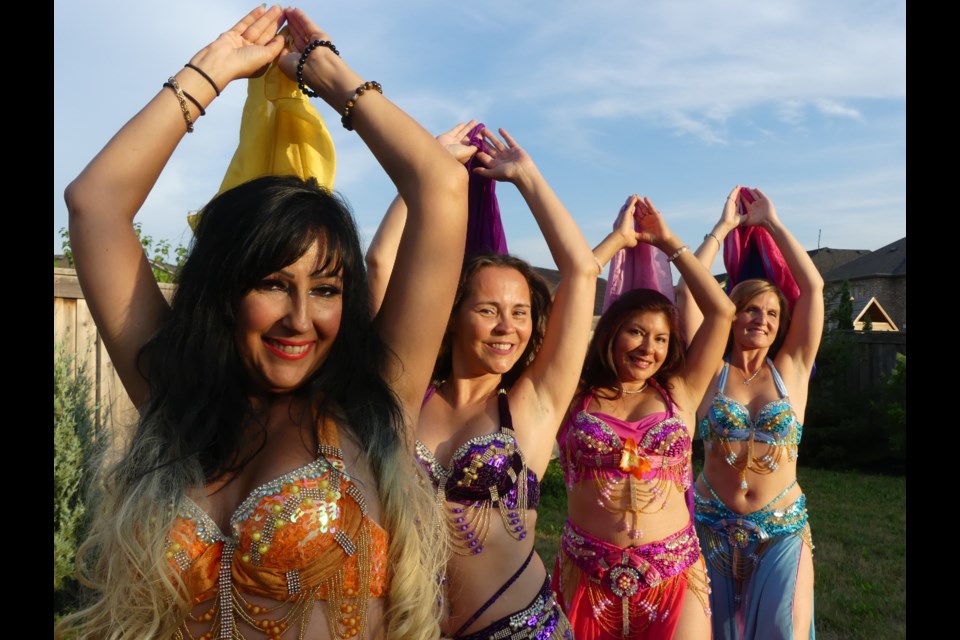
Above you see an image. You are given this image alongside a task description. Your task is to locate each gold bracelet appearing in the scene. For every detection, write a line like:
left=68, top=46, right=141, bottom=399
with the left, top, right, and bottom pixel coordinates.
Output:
left=705, top=233, right=721, bottom=251
left=593, top=255, right=603, bottom=275
left=165, top=76, right=194, bottom=133
left=666, top=245, right=688, bottom=262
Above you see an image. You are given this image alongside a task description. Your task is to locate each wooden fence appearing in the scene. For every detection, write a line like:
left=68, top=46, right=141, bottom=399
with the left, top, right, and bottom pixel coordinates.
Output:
left=831, top=330, right=907, bottom=393
left=54, top=268, right=175, bottom=434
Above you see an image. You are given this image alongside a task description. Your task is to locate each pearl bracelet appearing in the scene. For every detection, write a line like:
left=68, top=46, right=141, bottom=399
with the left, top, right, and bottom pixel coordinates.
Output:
left=666, top=245, right=688, bottom=262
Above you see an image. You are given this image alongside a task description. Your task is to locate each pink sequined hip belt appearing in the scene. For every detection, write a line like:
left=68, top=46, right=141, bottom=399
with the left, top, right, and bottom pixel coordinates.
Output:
left=560, top=519, right=701, bottom=595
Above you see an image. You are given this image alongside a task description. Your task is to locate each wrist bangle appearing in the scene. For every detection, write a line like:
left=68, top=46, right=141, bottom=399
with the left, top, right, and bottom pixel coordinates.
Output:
left=341, top=81, right=383, bottom=131
left=297, top=39, right=341, bottom=98
left=164, top=77, right=194, bottom=133
left=593, top=255, right=603, bottom=275
left=666, top=245, right=688, bottom=263
left=705, top=233, right=721, bottom=251
left=164, top=83, right=205, bottom=116
left=183, top=63, right=221, bottom=96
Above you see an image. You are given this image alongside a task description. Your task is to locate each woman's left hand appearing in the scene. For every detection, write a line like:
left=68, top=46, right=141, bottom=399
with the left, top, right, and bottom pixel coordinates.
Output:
left=740, top=187, right=780, bottom=228
left=634, top=196, right=678, bottom=251
left=188, top=5, right=287, bottom=90
left=471, top=127, right=535, bottom=183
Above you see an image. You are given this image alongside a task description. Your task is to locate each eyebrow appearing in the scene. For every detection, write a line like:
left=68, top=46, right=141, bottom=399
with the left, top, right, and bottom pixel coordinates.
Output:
left=273, top=268, right=342, bottom=280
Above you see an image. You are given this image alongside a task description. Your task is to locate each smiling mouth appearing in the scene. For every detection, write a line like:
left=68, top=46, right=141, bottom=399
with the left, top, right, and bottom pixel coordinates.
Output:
left=486, top=342, right=516, bottom=354
left=263, top=338, right=315, bottom=360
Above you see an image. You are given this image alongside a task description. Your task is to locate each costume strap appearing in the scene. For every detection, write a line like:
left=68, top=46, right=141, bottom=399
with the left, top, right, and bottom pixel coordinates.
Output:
left=497, top=387, right=514, bottom=432
left=452, top=545, right=536, bottom=637
left=767, top=358, right=789, bottom=398
left=717, top=362, right=731, bottom=394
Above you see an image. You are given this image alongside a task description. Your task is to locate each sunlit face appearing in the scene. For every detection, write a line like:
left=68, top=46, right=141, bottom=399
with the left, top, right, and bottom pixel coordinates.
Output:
left=732, top=291, right=781, bottom=351
left=449, top=266, right=533, bottom=377
left=611, top=310, right=671, bottom=385
left=235, top=241, right=343, bottom=394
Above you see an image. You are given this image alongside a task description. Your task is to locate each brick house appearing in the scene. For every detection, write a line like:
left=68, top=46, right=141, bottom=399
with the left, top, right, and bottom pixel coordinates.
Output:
left=820, top=237, right=906, bottom=332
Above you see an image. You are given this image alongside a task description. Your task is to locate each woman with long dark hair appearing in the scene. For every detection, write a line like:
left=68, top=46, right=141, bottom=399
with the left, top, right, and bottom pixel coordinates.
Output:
left=553, top=195, right=735, bottom=639
left=366, top=127, right=595, bottom=638
left=57, top=6, right=466, bottom=639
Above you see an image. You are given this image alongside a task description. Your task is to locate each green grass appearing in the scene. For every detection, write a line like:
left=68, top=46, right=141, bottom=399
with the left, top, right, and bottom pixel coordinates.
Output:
left=534, top=460, right=906, bottom=640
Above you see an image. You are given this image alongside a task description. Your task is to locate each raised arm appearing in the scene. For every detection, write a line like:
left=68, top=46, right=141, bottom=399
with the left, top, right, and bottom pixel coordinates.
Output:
left=472, top=128, right=598, bottom=467
left=365, top=121, right=478, bottom=317
left=675, top=185, right=741, bottom=346
left=63, top=6, right=288, bottom=406
left=281, top=9, right=469, bottom=414
left=741, top=188, right=824, bottom=375
left=630, top=197, right=736, bottom=406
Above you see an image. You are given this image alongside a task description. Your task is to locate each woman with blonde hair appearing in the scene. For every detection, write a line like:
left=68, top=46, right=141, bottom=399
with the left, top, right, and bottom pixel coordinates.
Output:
left=57, top=6, right=466, bottom=639
left=677, top=186, right=824, bottom=639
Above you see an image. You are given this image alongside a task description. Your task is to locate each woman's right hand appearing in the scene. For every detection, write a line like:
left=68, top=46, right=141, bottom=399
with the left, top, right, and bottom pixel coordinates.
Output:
left=611, top=194, right=642, bottom=250
left=716, top=185, right=744, bottom=234
left=436, top=121, right=479, bottom=164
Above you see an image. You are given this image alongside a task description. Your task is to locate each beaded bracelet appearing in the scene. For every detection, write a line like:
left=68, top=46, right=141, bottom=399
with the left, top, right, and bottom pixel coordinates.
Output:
left=341, top=81, right=382, bottom=131
left=705, top=232, right=721, bottom=251
left=165, top=77, right=194, bottom=133
left=164, top=83, right=205, bottom=116
left=297, top=39, right=341, bottom=98
left=666, top=245, right=688, bottom=262
left=183, top=63, right=220, bottom=96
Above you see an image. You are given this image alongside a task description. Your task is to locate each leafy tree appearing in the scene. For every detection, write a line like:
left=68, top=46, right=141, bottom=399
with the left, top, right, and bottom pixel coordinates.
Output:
left=58, top=224, right=188, bottom=283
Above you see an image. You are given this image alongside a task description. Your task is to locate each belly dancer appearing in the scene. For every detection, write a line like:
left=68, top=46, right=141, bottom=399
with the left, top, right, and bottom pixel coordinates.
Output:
left=677, top=186, right=824, bottom=639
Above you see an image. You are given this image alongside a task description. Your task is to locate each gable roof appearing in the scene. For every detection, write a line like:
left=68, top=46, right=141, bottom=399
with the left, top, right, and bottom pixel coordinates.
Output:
left=822, top=237, right=906, bottom=282
left=853, top=296, right=900, bottom=331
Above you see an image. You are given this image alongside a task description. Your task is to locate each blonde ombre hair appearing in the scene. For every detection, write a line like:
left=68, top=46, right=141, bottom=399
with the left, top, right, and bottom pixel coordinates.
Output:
left=56, top=177, right=449, bottom=639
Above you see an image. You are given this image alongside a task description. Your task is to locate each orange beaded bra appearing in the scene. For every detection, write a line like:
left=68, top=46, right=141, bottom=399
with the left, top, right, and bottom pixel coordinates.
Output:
left=166, top=417, right=389, bottom=640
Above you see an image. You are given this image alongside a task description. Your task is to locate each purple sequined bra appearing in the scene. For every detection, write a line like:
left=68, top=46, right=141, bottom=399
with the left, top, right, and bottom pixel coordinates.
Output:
left=415, top=387, right=541, bottom=555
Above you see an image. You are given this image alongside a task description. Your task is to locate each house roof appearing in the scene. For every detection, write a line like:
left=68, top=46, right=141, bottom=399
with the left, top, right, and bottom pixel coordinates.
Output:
left=532, top=266, right=607, bottom=316
left=807, top=247, right=872, bottom=276
left=822, top=237, right=906, bottom=282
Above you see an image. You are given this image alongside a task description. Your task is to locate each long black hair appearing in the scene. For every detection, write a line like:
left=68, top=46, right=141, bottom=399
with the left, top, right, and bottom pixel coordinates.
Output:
left=133, top=175, right=404, bottom=482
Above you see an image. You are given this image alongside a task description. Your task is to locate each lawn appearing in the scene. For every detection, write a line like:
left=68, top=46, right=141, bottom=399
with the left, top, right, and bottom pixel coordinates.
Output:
left=534, top=461, right=906, bottom=640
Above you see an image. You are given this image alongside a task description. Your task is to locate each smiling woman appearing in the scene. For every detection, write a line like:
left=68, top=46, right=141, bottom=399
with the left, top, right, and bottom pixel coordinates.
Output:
left=56, top=6, right=468, bottom=640
left=365, top=126, right=596, bottom=638
left=235, top=242, right=345, bottom=394
left=553, top=194, right=735, bottom=639
left=677, top=187, right=824, bottom=640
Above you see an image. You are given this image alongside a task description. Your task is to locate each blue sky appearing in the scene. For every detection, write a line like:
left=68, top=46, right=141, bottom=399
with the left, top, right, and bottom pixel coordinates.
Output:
left=54, top=0, right=905, bottom=274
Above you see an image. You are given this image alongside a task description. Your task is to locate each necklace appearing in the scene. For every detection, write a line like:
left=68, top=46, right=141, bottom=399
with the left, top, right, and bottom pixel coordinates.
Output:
left=619, top=381, right=648, bottom=395
left=739, top=363, right=764, bottom=386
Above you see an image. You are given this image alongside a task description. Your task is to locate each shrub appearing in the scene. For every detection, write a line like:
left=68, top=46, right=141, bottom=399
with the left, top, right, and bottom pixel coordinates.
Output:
left=54, top=347, right=97, bottom=609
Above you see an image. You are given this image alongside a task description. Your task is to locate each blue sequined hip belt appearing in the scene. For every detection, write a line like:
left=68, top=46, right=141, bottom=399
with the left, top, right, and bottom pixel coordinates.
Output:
left=694, top=475, right=808, bottom=547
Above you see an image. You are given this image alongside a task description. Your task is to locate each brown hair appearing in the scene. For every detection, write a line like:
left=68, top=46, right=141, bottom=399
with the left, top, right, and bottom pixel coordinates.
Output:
left=577, top=288, right=684, bottom=403
left=727, top=278, right=791, bottom=357
left=432, top=253, right=553, bottom=388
